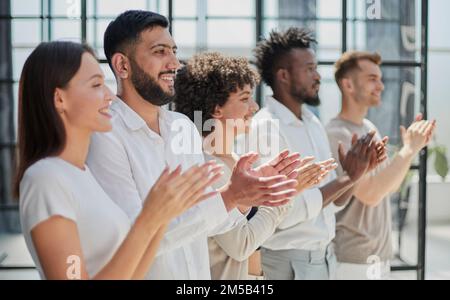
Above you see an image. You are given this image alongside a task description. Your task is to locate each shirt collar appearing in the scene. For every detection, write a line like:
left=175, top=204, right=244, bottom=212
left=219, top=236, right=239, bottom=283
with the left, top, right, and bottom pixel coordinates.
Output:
left=265, top=96, right=314, bottom=126
left=112, top=98, right=170, bottom=132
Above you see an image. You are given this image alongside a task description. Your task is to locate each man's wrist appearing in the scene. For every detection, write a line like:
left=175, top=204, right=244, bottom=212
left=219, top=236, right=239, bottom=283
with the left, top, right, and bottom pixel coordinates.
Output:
left=399, top=145, right=417, bottom=160
left=220, top=186, right=238, bottom=212
left=341, top=171, right=356, bottom=185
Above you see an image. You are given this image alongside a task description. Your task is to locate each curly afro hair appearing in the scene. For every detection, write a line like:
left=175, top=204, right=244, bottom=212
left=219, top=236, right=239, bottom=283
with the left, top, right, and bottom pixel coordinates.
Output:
left=174, top=52, right=260, bottom=137
left=254, top=27, right=316, bottom=89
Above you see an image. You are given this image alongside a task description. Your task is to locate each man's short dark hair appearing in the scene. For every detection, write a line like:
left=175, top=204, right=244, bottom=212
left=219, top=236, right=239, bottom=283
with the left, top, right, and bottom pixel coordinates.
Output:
left=254, top=27, right=316, bottom=89
left=104, top=10, right=169, bottom=70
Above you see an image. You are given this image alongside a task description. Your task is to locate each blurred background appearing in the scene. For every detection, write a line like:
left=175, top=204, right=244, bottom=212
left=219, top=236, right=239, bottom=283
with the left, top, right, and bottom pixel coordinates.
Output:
left=0, top=0, right=449, bottom=280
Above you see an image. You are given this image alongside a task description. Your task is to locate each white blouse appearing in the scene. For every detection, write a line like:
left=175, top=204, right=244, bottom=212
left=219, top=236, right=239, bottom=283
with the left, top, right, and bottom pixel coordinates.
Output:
left=20, top=157, right=130, bottom=279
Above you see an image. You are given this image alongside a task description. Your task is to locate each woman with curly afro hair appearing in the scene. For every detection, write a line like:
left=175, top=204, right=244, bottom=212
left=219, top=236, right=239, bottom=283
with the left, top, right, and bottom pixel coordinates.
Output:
left=174, top=52, right=330, bottom=280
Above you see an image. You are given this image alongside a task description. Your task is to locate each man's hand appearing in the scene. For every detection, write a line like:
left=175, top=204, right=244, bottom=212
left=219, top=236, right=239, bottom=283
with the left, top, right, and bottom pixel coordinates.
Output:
left=367, top=136, right=389, bottom=172
left=295, top=159, right=338, bottom=195
left=400, top=114, right=436, bottom=156
left=250, top=150, right=303, bottom=179
left=338, top=131, right=376, bottom=182
left=221, top=152, right=299, bottom=210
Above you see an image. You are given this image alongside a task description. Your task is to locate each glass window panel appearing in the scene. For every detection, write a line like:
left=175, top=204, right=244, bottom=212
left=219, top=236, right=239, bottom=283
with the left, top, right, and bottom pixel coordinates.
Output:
left=316, top=21, right=341, bottom=49
left=52, top=0, right=81, bottom=17
left=263, top=20, right=316, bottom=38
left=11, top=0, right=41, bottom=16
left=12, top=48, right=33, bottom=81
left=91, top=19, right=113, bottom=49
left=172, top=20, right=197, bottom=47
left=263, top=0, right=279, bottom=18
left=347, top=0, right=417, bottom=21
left=269, top=0, right=317, bottom=20
left=347, top=20, right=420, bottom=62
left=51, top=20, right=81, bottom=41
left=87, top=19, right=96, bottom=48
left=172, top=20, right=197, bottom=60
left=347, top=0, right=421, bottom=62
left=156, top=0, right=169, bottom=16
left=207, top=0, right=254, bottom=17
left=12, top=20, right=41, bottom=46
left=317, top=65, right=340, bottom=124
left=95, top=0, right=147, bottom=16
left=347, top=0, right=368, bottom=19
left=207, top=19, right=254, bottom=57
left=317, top=0, right=341, bottom=19
left=174, top=0, right=197, bottom=17
left=316, top=49, right=341, bottom=61
left=262, top=20, right=277, bottom=37
left=264, top=19, right=312, bottom=36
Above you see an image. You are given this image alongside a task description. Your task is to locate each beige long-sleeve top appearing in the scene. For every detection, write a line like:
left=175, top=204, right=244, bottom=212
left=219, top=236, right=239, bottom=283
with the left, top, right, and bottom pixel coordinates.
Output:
left=204, top=153, right=292, bottom=280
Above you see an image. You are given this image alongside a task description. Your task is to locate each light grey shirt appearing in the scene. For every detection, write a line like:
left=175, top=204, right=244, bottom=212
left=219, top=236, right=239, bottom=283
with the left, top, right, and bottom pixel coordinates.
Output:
left=326, top=117, right=393, bottom=264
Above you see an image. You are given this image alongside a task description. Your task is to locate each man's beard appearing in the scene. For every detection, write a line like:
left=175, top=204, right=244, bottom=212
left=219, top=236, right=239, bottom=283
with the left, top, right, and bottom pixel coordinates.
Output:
left=129, top=57, right=175, bottom=106
left=290, top=81, right=321, bottom=107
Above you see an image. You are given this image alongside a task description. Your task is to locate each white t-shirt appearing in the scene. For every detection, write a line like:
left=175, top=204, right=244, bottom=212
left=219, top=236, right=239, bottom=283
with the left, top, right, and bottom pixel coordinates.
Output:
left=19, top=157, right=131, bottom=279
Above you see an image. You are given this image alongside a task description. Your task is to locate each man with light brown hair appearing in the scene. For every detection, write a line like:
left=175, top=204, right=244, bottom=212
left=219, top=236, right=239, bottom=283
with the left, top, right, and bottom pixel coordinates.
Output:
left=326, top=51, right=436, bottom=280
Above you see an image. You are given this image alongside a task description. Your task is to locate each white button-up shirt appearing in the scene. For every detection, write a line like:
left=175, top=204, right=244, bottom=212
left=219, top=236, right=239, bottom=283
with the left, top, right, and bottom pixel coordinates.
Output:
left=250, top=96, right=341, bottom=251
left=87, top=98, right=242, bottom=280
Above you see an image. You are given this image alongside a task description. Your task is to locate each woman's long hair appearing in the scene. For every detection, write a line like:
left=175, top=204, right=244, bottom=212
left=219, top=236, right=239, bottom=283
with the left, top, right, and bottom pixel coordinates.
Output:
left=14, top=41, right=95, bottom=197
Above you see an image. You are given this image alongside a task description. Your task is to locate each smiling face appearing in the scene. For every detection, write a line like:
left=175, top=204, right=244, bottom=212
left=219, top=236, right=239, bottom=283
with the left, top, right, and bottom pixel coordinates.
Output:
left=349, top=59, right=385, bottom=107
left=214, top=84, right=259, bottom=135
left=55, top=52, right=114, bottom=133
left=128, top=26, right=181, bottom=106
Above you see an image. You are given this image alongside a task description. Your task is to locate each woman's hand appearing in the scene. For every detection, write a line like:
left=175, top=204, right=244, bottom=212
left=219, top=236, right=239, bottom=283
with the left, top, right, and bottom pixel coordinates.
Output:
left=295, top=159, right=338, bottom=195
left=251, top=150, right=303, bottom=179
left=142, top=161, right=223, bottom=222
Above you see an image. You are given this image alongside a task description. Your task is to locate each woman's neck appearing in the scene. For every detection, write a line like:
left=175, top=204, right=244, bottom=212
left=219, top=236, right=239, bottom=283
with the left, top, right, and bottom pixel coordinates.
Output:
left=58, top=126, right=91, bottom=170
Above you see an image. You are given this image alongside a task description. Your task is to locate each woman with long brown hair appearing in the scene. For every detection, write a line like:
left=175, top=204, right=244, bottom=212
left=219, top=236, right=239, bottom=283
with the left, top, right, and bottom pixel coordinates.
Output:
left=15, top=41, right=221, bottom=280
